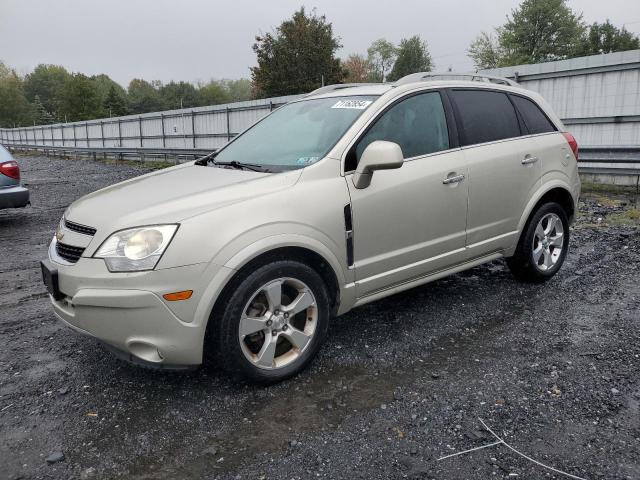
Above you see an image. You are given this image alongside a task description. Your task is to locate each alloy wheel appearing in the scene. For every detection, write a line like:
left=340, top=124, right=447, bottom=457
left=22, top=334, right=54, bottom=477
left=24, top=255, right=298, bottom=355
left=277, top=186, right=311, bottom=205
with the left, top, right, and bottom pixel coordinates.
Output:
left=532, top=212, right=564, bottom=271
left=238, top=277, right=317, bottom=370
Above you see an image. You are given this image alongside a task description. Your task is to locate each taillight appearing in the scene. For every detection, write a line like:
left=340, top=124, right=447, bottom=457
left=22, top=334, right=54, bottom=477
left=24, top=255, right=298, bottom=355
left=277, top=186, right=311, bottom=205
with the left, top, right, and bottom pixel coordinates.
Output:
left=0, top=161, right=20, bottom=180
left=562, top=132, right=578, bottom=161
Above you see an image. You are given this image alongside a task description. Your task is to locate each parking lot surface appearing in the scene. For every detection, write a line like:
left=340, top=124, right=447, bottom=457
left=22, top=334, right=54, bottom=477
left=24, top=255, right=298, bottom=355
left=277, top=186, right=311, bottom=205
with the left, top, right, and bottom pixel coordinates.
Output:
left=1, top=154, right=639, bottom=480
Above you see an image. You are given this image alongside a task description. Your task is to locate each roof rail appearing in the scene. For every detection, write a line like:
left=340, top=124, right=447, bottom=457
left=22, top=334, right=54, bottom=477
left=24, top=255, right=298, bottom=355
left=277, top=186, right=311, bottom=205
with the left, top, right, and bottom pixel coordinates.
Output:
left=395, top=72, right=519, bottom=87
left=305, top=83, right=379, bottom=97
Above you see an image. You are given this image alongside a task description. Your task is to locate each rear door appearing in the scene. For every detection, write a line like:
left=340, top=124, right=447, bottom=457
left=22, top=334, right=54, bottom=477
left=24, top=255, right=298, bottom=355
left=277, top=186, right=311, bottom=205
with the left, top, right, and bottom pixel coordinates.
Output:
left=346, top=90, right=469, bottom=297
left=448, top=89, right=542, bottom=258
left=509, top=94, right=570, bottom=183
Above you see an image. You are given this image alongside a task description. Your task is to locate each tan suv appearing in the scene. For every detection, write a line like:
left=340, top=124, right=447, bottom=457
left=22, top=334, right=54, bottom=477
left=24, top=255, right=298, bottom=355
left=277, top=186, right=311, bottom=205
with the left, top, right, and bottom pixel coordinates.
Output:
left=41, top=73, right=580, bottom=383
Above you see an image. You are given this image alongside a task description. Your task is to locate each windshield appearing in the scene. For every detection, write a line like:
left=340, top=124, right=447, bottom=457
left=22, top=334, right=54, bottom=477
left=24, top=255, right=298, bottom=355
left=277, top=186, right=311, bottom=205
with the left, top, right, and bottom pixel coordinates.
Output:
left=213, top=96, right=378, bottom=170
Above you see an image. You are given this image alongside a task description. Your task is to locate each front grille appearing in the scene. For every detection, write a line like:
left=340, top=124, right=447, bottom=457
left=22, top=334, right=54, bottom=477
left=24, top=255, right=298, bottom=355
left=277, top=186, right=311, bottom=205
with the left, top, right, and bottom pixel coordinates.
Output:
left=64, top=219, right=96, bottom=236
left=56, top=242, right=85, bottom=263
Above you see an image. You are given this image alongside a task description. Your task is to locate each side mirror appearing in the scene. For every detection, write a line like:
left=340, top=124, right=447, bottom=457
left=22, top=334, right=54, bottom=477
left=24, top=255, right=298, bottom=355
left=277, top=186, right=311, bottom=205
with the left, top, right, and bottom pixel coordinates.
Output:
left=352, top=141, right=404, bottom=189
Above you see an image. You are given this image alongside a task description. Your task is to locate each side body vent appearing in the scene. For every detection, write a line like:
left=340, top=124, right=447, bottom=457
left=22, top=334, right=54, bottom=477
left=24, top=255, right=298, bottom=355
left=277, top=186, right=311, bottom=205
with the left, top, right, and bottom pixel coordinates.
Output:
left=343, top=204, right=354, bottom=267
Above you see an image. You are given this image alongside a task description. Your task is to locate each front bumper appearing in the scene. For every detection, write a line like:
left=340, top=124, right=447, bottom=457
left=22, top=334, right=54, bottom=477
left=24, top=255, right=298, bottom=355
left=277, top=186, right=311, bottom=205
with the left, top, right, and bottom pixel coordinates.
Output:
left=0, top=185, right=29, bottom=209
left=46, top=240, right=233, bottom=366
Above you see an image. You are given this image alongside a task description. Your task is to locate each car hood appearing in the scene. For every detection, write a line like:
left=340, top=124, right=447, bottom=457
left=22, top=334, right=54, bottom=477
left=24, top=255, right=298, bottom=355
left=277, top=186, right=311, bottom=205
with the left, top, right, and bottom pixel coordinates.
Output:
left=65, top=162, right=302, bottom=235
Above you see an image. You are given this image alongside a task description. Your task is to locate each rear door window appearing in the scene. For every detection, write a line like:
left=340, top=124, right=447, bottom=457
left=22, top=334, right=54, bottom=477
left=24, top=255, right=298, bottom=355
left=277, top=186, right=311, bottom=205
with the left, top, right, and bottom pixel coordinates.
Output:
left=510, top=95, right=556, bottom=134
left=449, top=90, right=520, bottom=146
left=354, top=91, right=450, bottom=164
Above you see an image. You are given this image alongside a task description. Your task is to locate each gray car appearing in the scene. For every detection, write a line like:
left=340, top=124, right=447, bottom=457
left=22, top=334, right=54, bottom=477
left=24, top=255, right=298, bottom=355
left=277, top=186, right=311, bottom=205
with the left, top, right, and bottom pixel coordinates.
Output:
left=0, top=144, right=29, bottom=209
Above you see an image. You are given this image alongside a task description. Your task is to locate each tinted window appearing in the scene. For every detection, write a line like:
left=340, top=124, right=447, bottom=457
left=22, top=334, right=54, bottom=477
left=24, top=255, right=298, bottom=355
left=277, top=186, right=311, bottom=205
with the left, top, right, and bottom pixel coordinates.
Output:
left=355, top=92, right=449, bottom=163
left=510, top=95, right=556, bottom=134
left=450, top=90, right=520, bottom=146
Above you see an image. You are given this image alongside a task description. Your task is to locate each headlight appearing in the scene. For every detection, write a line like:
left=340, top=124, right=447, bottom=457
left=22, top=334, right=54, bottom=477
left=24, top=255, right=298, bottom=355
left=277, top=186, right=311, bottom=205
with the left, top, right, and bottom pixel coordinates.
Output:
left=94, top=225, right=178, bottom=272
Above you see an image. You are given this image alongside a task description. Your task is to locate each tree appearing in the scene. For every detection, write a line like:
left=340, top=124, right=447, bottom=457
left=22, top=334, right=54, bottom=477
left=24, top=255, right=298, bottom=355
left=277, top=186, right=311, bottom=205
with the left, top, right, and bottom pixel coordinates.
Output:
left=343, top=54, right=369, bottom=83
left=224, top=79, right=253, bottom=102
left=579, top=20, right=640, bottom=55
left=499, top=0, right=585, bottom=65
left=197, top=80, right=231, bottom=105
left=468, top=31, right=506, bottom=69
left=367, top=39, right=397, bottom=82
left=59, top=73, right=103, bottom=121
left=251, top=7, right=344, bottom=96
left=23, top=64, right=70, bottom=121
left=159, top=81, right=200, bottom=109
left=32, top=95, right=54, bottom=124
left=0, top=63, right=33, bottom=127
left=387, top=36, right=433, bottom=82
left=127, top=79, right=164, bottom=114
left=103, top=85, right=128, bottom=117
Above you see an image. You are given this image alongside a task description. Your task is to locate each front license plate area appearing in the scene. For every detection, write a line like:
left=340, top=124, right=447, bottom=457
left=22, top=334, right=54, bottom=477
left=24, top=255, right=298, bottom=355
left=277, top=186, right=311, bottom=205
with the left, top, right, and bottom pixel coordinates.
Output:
left=41, top=260, right=65, bottom=301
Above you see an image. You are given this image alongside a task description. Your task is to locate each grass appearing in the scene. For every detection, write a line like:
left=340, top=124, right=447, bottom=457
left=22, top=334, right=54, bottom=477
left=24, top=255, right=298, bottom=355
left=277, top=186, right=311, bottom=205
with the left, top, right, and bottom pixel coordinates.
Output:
left=606, top=208, right=640, bottom=226
left=15, top=150, right=176, bottom=170
left=581, top=181, right=639, bottom=195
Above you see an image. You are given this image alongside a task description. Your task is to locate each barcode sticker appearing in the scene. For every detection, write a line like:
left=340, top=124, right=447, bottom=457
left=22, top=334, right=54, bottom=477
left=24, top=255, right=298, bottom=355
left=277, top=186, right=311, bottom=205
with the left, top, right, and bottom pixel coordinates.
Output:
left=331, top=100, right=372, bottom=110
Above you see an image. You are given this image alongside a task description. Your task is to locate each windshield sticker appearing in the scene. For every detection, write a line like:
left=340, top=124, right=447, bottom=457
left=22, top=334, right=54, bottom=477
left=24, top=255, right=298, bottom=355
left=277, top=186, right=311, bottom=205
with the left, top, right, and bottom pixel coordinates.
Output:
left=331, top=99, right=372, bottom=110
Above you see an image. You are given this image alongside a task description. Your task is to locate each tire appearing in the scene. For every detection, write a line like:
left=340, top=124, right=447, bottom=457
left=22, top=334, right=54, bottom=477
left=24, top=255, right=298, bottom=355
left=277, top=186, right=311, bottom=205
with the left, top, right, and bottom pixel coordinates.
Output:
left=506, top=202, right=570, bottom=283
left=209, top=260, right=330, bottom=384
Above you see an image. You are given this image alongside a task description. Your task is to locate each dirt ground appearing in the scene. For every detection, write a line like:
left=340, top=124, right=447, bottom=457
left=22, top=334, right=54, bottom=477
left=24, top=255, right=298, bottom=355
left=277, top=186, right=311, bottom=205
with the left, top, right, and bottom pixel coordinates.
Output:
left=1, top=154, right=639, bottom=480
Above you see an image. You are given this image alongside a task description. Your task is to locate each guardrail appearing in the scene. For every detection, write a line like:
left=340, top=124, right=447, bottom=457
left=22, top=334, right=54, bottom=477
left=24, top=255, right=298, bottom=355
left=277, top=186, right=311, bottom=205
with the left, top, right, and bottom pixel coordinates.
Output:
left=578, top=146, right=640, bottom=175
left=4, top=144, right=214, bottom=163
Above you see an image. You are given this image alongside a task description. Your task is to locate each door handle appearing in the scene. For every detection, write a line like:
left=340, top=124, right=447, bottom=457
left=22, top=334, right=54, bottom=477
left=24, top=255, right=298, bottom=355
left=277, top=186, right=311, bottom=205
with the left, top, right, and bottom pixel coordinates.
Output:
left=521, top=156, right=539, bottom=165
left=443, top=173, right=465, bottom=185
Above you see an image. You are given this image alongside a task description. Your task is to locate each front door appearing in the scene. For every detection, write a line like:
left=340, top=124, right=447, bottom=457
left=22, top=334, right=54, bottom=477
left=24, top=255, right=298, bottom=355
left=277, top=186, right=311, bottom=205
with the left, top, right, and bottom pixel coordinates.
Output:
left=345, top=91, right=469, bottom=298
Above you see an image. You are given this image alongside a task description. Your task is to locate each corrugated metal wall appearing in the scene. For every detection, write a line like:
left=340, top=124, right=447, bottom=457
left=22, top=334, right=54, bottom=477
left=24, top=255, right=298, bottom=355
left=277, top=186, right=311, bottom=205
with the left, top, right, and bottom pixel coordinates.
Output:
left=0, top=95, right=301, bottom=151
left=481, top=49, right=640, bottom=146
left=1, top=50, right=639, bottom=149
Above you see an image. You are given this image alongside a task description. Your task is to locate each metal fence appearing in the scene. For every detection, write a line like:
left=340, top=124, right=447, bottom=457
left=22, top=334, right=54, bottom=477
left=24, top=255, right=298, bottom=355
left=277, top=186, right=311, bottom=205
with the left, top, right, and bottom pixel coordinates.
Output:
left=0, top=95, right=301, bottom=152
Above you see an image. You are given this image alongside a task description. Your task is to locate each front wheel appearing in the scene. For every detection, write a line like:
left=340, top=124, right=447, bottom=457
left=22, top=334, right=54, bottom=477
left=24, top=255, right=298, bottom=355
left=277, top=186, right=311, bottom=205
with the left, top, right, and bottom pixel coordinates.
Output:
left=210, top=260, right=330, bottom=384
left=506, top=202, right=570, bottom=283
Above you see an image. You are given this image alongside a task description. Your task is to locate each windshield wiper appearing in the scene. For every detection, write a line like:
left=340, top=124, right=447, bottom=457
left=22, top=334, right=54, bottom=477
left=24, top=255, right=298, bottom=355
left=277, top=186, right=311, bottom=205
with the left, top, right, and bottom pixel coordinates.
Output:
left=211, top=160, right=270, bottom=172
left=195, top=153, right=269, bottom=172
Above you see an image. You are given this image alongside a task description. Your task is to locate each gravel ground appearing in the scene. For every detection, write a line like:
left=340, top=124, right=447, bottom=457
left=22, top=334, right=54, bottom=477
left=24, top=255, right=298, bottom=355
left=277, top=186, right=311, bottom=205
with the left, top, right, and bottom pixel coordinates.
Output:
left=1, top=154, right=639, bottom=480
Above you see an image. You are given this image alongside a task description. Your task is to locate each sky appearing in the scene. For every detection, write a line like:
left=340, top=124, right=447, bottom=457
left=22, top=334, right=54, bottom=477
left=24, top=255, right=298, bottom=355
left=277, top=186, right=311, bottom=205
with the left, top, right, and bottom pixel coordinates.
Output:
left=1, top=0, right=639, bottom=87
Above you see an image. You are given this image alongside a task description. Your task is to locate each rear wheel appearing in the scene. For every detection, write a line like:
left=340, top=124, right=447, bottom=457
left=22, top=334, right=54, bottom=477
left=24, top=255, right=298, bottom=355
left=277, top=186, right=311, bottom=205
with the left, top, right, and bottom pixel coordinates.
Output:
left=506, top=202, right=569, bottom=283
left=211, top=260, right=330, bottom=384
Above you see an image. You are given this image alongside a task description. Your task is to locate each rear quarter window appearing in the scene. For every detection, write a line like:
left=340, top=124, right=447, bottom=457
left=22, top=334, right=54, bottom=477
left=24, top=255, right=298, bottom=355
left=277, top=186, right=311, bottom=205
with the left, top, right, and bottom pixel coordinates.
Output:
left=510, top=95, right=556, bottom=134
left=449, top=90, right=520, bottom=146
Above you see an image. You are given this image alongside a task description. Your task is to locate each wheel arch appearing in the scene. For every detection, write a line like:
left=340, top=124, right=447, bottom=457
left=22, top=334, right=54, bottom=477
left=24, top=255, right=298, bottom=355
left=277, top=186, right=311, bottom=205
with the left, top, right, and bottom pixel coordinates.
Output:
left=509, top=183, right=576, bottom=257
left=519, top=183, right=576, bottom=231
left=200, top=239, right=348, bottom=363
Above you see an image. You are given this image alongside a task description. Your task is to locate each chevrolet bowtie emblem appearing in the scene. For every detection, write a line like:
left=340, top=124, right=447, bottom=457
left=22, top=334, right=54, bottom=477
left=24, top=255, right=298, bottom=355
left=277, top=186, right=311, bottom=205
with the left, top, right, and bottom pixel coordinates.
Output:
left=56, top=229, right=64, bottom=242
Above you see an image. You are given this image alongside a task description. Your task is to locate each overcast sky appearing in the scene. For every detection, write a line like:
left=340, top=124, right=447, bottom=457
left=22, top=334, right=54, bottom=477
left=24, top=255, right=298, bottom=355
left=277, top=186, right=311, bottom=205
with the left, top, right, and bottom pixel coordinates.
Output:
left=1, top=0, right=639, bottom=87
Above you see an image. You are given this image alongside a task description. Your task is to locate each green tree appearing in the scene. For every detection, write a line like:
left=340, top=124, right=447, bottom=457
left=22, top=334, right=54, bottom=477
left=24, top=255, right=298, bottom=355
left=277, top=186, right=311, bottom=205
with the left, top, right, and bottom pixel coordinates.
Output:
left=59, top=73, right=103, bottom=121
left=127, top=78, right=164, bottom=114
left=198, top=80, right=231, bottom=105
left=251, top=7, right=344, bottom=96
left=499, top=0, right=585, bottom=65
left=0, top=62, right=33, bottom=127
left=579, top=20, right=640, bottom=55
left=32, top=94, right=54, bottom=124
left=367, top=38, right=397, bottom=82
left=343, top=54, right=369, bottom=83
left=159, top=81, right=200, bottom=109
left=92, top=74, right=127, bottom=108
left=387, top=36, right=433, bottom=82
left=103, top=84, right=128, bottom=117
left=468, top=31, right=506, bottom=69
left=23, top=64, right=70, bottom=121
left=223, top=79, right=253, bottom=102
